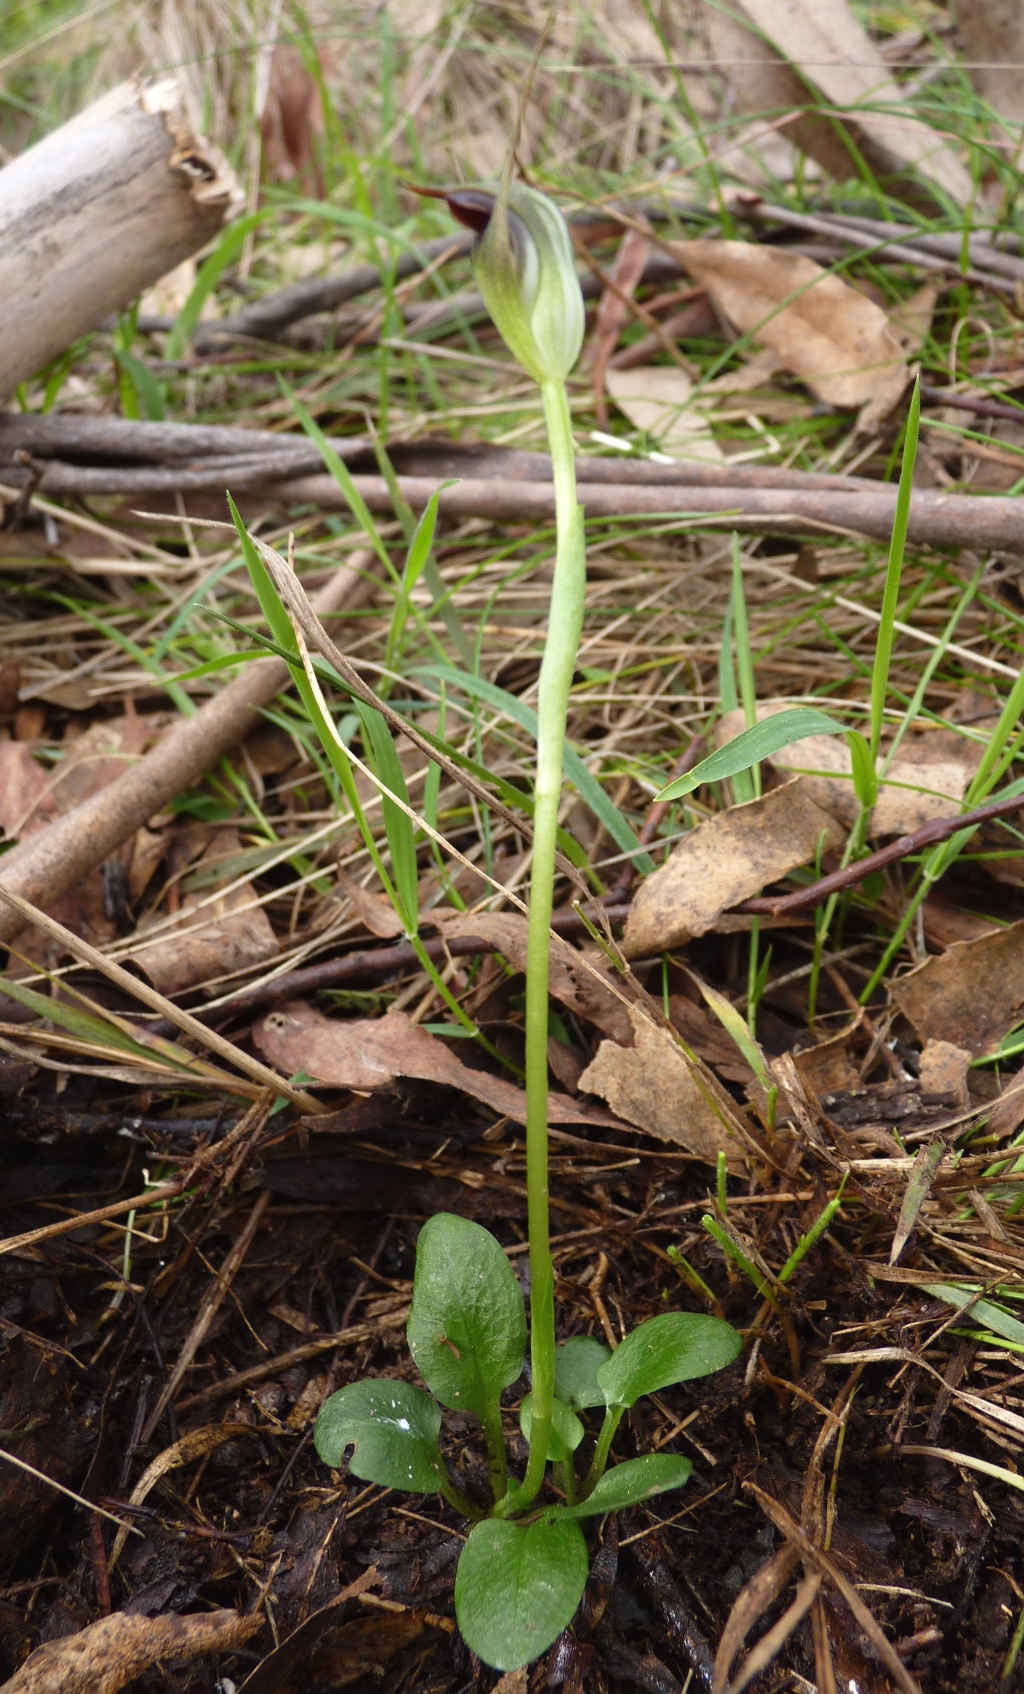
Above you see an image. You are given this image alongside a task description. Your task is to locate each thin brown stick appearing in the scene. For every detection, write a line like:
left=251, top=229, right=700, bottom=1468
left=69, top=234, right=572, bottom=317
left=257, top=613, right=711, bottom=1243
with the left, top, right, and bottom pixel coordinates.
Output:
left=0, top=553, right=379, bottom=950
left=0, top=883, right=320, bottom=1111
left=193, top=904, right=633, bottom=1022
left=174, top=1324, right=377, bottom=1413
left=740, top=790, right=1024, bottom=916
left=140, top=1191, right=271, bottom=1443
left=920, top=385, right=1024, bottom=426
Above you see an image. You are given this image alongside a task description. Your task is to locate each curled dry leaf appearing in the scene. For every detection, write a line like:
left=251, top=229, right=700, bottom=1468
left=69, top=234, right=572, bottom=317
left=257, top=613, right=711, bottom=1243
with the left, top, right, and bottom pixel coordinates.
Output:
left=579, top=1005, right=746, bottom=1169
left=665, top=239, right=909, bottom=432
left=437, top=908, right=633, bottom=1042
left=792, top=1022, right=862, bottom=1098
left=891, top=920, right=1024, bottom=1058
left=253, top=1001, right=623, bottom=1128
left=337, top=870, right=405, bottom=939
left=716, top=706, right=969, bottom=836
left=605, top=367, right=724, bottom=461
left=0, top=1608, right=259, bottom=1694
left=623, top=778, right=844, bottom=958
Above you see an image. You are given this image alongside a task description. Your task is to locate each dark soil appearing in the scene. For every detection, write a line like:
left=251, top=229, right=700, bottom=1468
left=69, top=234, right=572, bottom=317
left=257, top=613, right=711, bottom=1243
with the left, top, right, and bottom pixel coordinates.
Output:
left=2, top=944, right=1023, bottom=1694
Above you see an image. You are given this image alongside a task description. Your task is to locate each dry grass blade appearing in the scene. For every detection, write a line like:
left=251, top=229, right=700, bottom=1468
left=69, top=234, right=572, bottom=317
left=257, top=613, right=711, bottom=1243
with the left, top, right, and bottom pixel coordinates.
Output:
left=138, top=1190, right=271, bottom=1444
left=108, top=1423, right=258, bottom=1573
left=0, top=883, right=320, bottom=1111
left=745, top=1484, right=924, bottom=1694
left=0, top=1179, right=183, bottom=1261
left=712, top=1545, right=802, bottom=1693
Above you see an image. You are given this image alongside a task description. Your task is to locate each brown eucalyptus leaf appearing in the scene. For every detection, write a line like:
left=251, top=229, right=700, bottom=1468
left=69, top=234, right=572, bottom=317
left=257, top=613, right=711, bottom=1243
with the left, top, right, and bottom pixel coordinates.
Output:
left=253, top=1001, right=622, bottom=1128
left=337, top=870, right=405, bottom=939
left=605, top=367, right=724, bottom=461
left=579, top=1006, right=746, bottom=1169
left=666, top=238, right=909, bottom=430
left=716, top=706, right=969, bottom=835
left=623, top=778, right=843, bottom=957
left=132, top=827, right=277, bottom=994
left=891, top=920, right=1024, bottom=1057
left=437, top=908, right=633, bottom=1042
left=705, top=0, right=971, bottom=210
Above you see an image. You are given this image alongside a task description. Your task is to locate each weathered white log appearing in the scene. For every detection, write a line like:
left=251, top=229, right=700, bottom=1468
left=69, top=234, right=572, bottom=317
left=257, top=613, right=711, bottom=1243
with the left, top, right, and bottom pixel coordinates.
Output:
left=0, top=77, right=241, bottom=398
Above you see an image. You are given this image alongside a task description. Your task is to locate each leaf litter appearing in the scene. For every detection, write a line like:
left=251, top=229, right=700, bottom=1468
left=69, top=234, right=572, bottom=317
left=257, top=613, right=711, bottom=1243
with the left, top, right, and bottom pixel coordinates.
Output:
left=3, top=2, right=1024, bottom=1691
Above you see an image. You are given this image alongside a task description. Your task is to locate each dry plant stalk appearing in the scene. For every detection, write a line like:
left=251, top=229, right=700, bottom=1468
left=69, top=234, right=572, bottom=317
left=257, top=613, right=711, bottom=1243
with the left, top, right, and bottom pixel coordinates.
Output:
left=0, top=77, right=240, bottom=398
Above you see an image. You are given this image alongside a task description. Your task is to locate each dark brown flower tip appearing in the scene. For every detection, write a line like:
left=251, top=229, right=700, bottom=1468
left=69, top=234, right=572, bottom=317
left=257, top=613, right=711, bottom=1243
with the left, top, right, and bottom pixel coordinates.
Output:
left=405, top=182, right=495, bottom=235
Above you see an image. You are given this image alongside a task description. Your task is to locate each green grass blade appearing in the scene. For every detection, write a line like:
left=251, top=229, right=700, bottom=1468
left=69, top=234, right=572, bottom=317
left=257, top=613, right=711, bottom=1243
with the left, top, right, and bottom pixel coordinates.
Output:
left=423, top=663, right=652, bottom=873
left=656, top=709, right=846, bottom=801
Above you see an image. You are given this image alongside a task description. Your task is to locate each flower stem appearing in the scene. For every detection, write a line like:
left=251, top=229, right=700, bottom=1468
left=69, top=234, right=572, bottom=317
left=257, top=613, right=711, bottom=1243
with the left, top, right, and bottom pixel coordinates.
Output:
left=519, top=379, right=585, bottom=1506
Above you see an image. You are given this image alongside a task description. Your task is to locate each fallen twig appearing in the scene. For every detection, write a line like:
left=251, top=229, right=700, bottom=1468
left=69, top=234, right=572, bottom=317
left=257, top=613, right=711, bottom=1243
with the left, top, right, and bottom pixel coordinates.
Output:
left=740, top=791, right=1024, bottom=916
left=0, top=553, right=378, bottom=949
left=194, top=903, right=634, bottom=1023
left=259, top=472, right=1024, bottom=554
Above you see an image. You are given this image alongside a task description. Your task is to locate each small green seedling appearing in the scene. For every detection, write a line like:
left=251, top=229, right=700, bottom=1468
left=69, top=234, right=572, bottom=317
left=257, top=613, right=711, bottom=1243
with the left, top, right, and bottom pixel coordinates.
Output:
left=306, top=180, right=741, bottom=1671
left=316, top=1213, right=739, bottom=1669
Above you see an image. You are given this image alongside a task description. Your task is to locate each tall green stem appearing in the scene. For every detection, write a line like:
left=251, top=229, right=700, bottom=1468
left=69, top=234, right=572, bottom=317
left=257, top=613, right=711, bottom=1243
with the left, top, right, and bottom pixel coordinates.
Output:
left=519, top=379, right=586, bottom=1506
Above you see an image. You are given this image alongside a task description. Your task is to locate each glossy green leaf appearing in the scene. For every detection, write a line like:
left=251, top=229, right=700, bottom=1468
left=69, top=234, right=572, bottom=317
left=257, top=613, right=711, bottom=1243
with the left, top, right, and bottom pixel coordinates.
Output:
left=454, top=1514, right=588, bottom=1671
left=519, top=1392, right=583, bottom=1462
left=407, top=1213, right=526, bottom=1419
left=554, top=1336, right=612, bottom=1410
left=313, top=1379, right=446, bottom=1493
left=597, top=1313, right=741, bottom=1409
left=563, top=1453, right=692, bottom=1518
left=655, top=709, right=846, bottom=802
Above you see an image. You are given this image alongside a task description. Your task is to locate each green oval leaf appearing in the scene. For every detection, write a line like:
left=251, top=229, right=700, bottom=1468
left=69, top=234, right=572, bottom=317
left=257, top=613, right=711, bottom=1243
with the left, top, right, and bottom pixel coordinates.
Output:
left=564, top=1453, right=692, bottom=1518
left=455, top=1514, right=588, bottom=1671
left=519, top=1392, right=584, bottom=1462
left=407, top=1214, right=527, bottom=1419
left=655, top=709, right=847, bottom=802
left=597, top=1313, right=742, bottom=1409
left=554, top=1335, right=612, bottom=1410
left=313, top=1379, right=445, bottom=1493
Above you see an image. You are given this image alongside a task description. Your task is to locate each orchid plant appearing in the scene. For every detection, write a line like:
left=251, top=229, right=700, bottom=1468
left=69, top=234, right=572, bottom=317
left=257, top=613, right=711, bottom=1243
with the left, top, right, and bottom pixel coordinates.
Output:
left=311, top=180, right=741, bottom=1671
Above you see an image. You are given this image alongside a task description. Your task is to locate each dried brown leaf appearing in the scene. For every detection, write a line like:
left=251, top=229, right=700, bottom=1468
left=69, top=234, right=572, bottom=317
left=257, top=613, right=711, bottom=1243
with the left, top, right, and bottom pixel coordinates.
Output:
left=0, top=1608, right=259, bottom=1694
left=337, top=871, right=405, bottom=939
left=706, top=0, right=971, bottom=209
left=891, top=919, right=1024, bottom=1057
left=578, top=1005, right=747, bottom=1169
left=605, top=367, right=724, bottom=461
left=792, top=1023, right=862, bottom=1098
left=666, top=238, right=909, bottom=430
left=623, top=778, right=844, bottom=957
left=437, top=908, right=633, bottom=1042
left=918, top=1039, right=972, bottom=1106
left=253, top=1001, right=622, bottom=1128
left=132, top=827, right=277, bottom=994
